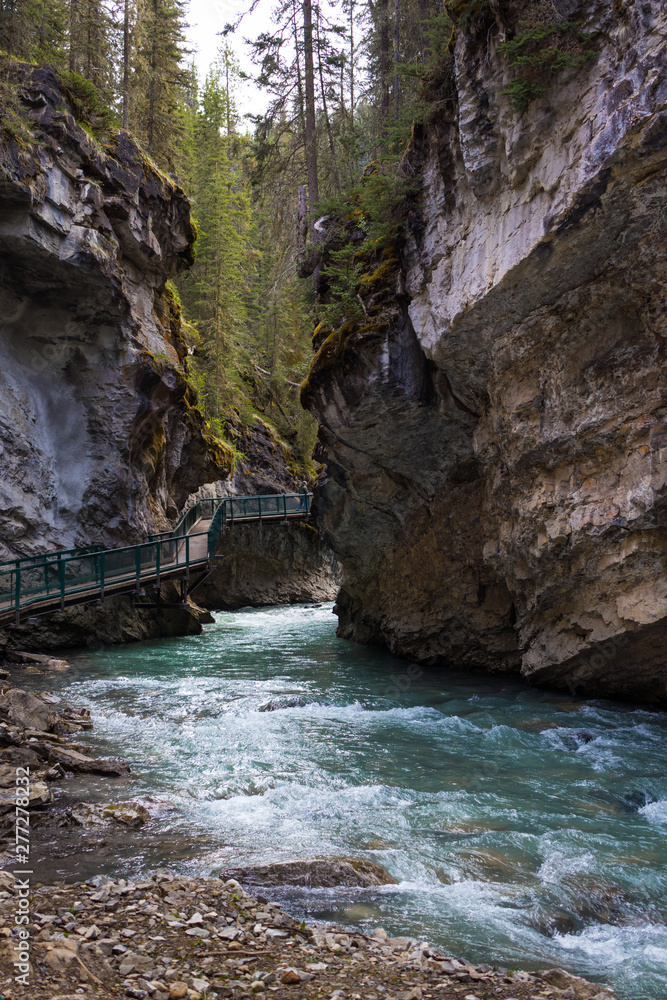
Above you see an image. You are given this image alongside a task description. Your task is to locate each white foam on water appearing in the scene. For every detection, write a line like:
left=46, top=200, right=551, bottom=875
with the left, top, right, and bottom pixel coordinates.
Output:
left=44, top=603, right=667, bottom=1000
left=640, top=798, right=667, bottom=825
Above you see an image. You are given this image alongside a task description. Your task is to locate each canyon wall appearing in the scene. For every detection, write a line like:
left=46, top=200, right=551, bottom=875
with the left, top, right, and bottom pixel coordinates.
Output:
left=303, top=0, right=667, bottom=704
left=0, top=63, right=231, bottom=560
left=184, top=418, right=342, bottom=611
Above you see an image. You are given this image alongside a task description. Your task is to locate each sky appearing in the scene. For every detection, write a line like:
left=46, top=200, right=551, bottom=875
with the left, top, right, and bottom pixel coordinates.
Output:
left=185, top=0, right=272, bottom=119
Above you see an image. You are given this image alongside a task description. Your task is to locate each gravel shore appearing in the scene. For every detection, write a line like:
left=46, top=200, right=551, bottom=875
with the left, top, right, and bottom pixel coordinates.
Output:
left=0, top=872, right=615, bottom=1000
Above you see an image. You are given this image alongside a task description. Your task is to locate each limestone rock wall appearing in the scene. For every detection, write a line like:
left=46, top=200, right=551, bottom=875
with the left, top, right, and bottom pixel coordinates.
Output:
left=303, top=0, right=667, bottom=704
left=185, top=419, right=342, bottom=610
left=0, top=64, right=231, bottom=560
left=197, top=520, right=341, bottom=610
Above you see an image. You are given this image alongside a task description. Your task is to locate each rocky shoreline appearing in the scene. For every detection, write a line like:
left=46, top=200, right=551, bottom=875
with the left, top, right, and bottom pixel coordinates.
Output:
left=2, top=872, right=614, bottom=1000
left=0, top=654, right=615, bottom=1000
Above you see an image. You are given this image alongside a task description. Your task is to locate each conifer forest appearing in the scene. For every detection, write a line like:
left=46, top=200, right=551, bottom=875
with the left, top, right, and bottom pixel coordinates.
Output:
left=0, top=0, right=451, bottom=465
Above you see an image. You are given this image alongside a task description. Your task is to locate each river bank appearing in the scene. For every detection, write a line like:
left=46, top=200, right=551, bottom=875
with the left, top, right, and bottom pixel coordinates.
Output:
left=1, top=870, right=614, bottom=1000
left=1, top=606, right=664, bottom=999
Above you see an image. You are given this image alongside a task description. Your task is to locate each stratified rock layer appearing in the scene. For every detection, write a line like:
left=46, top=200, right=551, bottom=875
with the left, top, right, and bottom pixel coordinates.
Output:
left=304, top=0, right=667, bottom=704
left=0, top=63, right=231, bottom=558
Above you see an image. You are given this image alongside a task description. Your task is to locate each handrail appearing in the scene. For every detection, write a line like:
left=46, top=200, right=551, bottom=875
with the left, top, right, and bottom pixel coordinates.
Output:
left=0, top=492, right=312, bottom=625
left=0, top=543, right=105, bottom=572
left=206, top=492, right=312, bottom=558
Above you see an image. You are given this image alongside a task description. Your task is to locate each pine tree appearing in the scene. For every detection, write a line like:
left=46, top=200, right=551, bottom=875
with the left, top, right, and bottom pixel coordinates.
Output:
left=130, top=0, right=187, bottom=168
left=178, top=54, right=253, bottom=424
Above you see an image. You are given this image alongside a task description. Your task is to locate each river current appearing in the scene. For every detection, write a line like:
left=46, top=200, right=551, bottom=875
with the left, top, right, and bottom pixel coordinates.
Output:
left=41, top=605, right=667, bottom=999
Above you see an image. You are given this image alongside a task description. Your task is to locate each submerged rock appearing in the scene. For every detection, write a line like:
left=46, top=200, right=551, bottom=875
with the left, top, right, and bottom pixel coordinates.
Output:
left=258, top=696, right=309, bottom=712
left=220, top=857, right=398, bottom=888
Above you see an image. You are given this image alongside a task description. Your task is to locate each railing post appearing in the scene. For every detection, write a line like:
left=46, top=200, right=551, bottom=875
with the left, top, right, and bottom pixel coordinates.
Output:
left=185, top=535, right=190, bottom=577
left=14, top=565, right=20, bottom=626
left=58, top=554, right=65, bottom=611
left=155, top=541, right=161, bottom=590
left=100, top=551, right=105, bottom=601
left=135, top=546, right=141, bottom=594
left=258, top=496, right=262, bottom=522
left=283, top=494, right=287, bottom=519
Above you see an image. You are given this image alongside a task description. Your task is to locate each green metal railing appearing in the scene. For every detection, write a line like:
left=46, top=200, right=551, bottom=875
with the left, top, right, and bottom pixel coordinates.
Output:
left=0, top=492, right=312, bottom=625
left=207, top=492, right=312, bottom=552
left=149, top=496, right=223, bottom=543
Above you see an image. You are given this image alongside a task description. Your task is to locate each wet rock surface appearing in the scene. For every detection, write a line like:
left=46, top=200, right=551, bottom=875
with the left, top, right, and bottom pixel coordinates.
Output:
left=0, top=661, right=135, bottom=866
left=303, top=0, right=667, bottom=705
left=220, top=859, right=398, bottom=889
left=0, top=872, right=615, bottom=1000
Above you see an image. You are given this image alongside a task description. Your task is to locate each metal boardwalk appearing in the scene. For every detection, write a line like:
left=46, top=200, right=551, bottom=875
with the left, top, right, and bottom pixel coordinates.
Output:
left=0, top=493, right=312, bottom=626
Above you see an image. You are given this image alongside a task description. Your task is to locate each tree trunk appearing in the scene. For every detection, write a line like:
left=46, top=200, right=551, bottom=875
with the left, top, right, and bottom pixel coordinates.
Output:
left=349, top=0, right=354, bottom=121
left=302, top=0, right=319, bottom=232
left=69, top=0, right=78, bottom=72
left=379, top=0, right=389, bottom=125
left=122, top=0, right=130, bottom=128
left=393, top=0, right=399, bottom=121
left=419, top=0, right=430, bottom=61
left=147, top=0, right=158, bottom=154
left=316, top=8, right=340, bottom=193
left=297, top=184, right=307, bottom=248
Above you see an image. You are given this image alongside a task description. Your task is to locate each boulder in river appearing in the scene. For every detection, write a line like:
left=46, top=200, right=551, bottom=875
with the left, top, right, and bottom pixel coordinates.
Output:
left=70, top=801, right=150, bottom=828
left=6, top=650, right=70, bottom=671
left=220, top=857, right=397, bottom=888
left=48, top=745, right=131, bottom=776
left=0, top=781, right=51, bottom=814
left=538, top=968, right=614, bottom=999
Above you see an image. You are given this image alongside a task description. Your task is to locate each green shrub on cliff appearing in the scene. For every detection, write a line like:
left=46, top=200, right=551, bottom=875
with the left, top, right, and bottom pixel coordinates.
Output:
left=0, top=67, right=32, bottom=144
left=59, top=71, right=117, bottom=137
left=499, top=21, right=598, bottom=111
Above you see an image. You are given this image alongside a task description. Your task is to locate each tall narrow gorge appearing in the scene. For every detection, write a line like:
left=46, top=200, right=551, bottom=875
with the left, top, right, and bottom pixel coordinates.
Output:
left=303, top=0, right=667, bottom=705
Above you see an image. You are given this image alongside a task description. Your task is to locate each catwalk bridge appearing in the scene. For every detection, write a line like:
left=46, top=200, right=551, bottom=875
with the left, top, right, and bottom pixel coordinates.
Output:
left=0, top=493, right=312, bottom=627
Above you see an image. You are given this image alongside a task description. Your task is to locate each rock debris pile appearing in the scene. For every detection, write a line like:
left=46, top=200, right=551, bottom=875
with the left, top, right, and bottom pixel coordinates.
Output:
left=0, top=665, right=140, bottom=863
left=0, top=873, right=614, bottom=1000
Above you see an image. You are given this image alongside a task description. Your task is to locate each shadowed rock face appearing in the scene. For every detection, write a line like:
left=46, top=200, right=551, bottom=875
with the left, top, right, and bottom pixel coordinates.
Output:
left=185, top=418, right=342, bottom=611
left=0, top=64, right=231, bottom=559
left=303, top=0, right=667, bottom=704
left=197, top=520, right=341, bottom=610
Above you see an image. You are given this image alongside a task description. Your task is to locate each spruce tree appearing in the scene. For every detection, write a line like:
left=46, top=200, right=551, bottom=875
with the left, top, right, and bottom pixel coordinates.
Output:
left=131, top=0, right=187, bottom=169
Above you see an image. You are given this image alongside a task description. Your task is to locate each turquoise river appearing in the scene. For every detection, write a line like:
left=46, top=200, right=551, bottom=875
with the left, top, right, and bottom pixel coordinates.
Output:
left=37, top=605, right=667, bottom=1000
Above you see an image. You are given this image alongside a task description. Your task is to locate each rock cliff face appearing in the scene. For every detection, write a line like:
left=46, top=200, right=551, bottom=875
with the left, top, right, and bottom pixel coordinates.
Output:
left=0, top=63, right=231, bottom=559
left=199, top=520, right=341, bottom=610
left=303, top=0, right=667, bottom=704
left=185, top=418, right=342, bottom=610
